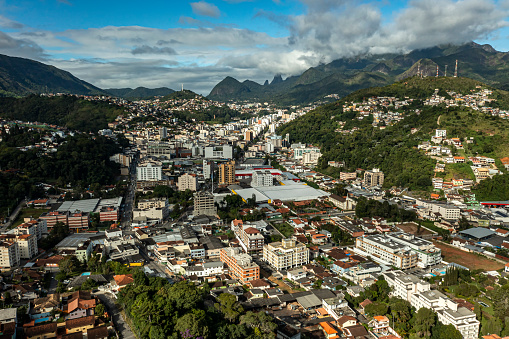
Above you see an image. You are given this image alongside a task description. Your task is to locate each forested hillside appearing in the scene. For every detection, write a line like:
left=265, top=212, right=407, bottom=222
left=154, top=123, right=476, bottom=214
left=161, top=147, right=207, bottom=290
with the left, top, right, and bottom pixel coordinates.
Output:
left=0, top=95, right=126, bottom=132
left=277, top=76, right=509, bottom=190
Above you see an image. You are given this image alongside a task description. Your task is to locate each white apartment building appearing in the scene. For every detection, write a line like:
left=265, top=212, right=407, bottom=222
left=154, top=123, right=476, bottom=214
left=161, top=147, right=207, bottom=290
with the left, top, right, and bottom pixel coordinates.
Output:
left=137, top=198, right=168, bottom=209
left=251, top=170, right=273, bottom=187
left=16, top=234, right=37, bottom=259
left=204, top=145, right=233, bottom=159
left=416, top=200, right=461, bottom=220
left=136, top=163, right=162, bottom=181
left=386, top=232, right=442, bottom=268
left=11, top=219, right=47, bottom=240
left=384, top=270, right=479, bottom=339
left=412, top=290, right=479, bottom=339
left=177, top=173, right=198, bottom=191
left=302, top=151, right=321, bottom=165
left=263, top=238, right=309, bottom=271
left=181, top=261, right=224, bottom=277
left=355, top=234, right=418, bottom=269
left=292, top=143, right=321, bottom=161
left=0, top=240, right=19, bottom=269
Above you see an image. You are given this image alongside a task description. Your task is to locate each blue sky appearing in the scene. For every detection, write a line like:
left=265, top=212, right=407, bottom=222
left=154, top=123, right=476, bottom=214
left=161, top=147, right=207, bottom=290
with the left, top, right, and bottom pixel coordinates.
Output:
left=0, top=0, right=508, bottom=94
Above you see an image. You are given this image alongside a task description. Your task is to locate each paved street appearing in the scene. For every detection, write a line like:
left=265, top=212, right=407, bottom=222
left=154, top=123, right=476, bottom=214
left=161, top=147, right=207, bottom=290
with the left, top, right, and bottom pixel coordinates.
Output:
left=95, top=292, right=136, bottom=339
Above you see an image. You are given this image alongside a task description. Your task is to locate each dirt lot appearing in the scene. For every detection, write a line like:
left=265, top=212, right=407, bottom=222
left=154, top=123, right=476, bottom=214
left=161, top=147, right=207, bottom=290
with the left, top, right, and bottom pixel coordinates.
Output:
left=433, top=241, right=505, bottom=271
left=396, top=222, right=434, bottom=236
left=268, top=276, right=299, bottom=294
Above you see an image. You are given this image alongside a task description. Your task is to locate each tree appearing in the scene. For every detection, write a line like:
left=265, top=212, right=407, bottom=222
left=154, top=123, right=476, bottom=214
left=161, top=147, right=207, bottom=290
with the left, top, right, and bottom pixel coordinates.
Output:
left=364, top=301, right=388, bottom=317
left=59, top=255, right=81, bottom=275
left=175, top=309, right=210, bottom=339
left=240, top=311, right=277, bottom=337
left=482, top=317, right=503, bottom=336
left=215, top=293, right=244, bottom=322
left=431, top=322, right=463, bottom=339
left=95, top=304, right=105, bottom=317
left=412, top=307, right=436, bottom=338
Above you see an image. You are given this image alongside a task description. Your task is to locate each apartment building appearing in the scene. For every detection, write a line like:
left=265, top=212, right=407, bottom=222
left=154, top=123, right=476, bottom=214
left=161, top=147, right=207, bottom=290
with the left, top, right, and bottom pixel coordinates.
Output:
left=355, top=234, right=418, bottom=269
left=136, top=163, right=162, bottom=181
left=15, top=234, right=37, bottom=259
left=384, top=270, right=479, bottom=339
left=340, top=172, right=357, bottom=181
left=220, top=247, right=260, bottom=283
left=193, top=191, right=217, bottom=216
left=0, top=240, right=19, bottom=269
left=219, top=160, right=236, bottom=185
left=40, top=211, right=68, bottom=230
left=99, top=207, right=120, bottom=222
left=386, top=232, right=442, bottom=268
left=251, top=170, right=273, bottom=187
left=416, top=200, right=461, bottom=220
left=231, top=220, right=264, bottom=253
left=204, top=145, right=233, bottom=159
left=292, top=143, right=321, bottom=160
left=178, top=173, right=198, bottom=191
left=364, top=168, right=384, bottom=188
left=12, top=219, right=47, bottom=240
left=263, top=238, right=310, bottom=271
left=67, top=212, right=90, bottom=232
left=137, top=198, right=168, bottom=209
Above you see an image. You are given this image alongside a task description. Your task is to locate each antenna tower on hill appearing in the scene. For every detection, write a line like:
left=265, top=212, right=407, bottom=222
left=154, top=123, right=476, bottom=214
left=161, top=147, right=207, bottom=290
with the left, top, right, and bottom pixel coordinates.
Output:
left=454, top=60, right=458, bottom=77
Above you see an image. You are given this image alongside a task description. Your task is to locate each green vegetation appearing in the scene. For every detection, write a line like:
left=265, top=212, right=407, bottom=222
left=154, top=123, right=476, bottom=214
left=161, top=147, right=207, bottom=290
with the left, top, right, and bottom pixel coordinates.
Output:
left=174, top=105, right=251, bottom=124
left=0, top=95, right=126, bottom=132
left=11, top=208, right=46, bottom=228
left=161, top=89, right=204, bottom=101
left=106, top=87, right=174, bottom=100
left=277, top=76, right=509, bottom=192
left=0, top=133, right=121, bottom=219
left=355, top=197, right=417, bottom=222
left=119, top=273, right=277, bottom=339
left=273, top=222, right=294, bottom=238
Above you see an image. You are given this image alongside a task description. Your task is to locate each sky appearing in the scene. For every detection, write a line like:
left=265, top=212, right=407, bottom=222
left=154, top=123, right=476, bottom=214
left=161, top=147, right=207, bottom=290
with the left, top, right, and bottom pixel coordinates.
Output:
left=0, top=0, right=508, bottom=95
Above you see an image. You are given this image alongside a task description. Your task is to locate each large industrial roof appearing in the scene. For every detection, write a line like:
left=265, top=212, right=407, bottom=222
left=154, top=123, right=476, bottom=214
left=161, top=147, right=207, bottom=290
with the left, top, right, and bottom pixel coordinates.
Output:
left=58, top=199, right=100, bottom=213
left=459, top=227, right=495, bottom=239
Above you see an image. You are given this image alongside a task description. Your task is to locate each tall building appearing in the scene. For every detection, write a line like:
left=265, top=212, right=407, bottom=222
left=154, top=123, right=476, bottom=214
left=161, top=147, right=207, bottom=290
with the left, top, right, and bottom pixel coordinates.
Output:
left=203, top=160, right=213, bottom=179
left=251, top=170, right=273, bottom=187
left=220, top=247, right=260, bottom=283
left=194, top=191, right=217, bottom=216
left=177, top=173, right=198, bottom=191
left=364, top=168, right=384, bottom=188
left=245, top=130, right=253, bottom=142
left=231, top=220, right=264, bottom=253
left=159, top=127, right=168, bottom=139
left=263, top=238, right=309, bottom=271
left=0, top=239, right=19, bottom=268
left=219, top=160, right=235, bottom=186
left=137, top=163, right=162, bottom=181
left=204, top=145, right=233, bottom=159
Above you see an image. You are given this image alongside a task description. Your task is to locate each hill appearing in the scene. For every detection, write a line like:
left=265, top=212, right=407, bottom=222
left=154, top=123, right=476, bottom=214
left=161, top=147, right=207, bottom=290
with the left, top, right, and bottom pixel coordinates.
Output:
left=0, top=54, right=105, bottom=96
left=277, top=76, right=509, bottom=191
left=0, top=95, right=126, bottom=132
left=106, top=87, right=174, bottom=99
left=161, top=89, right=207, bottom=101
left=209, top=42, right=509, bottom=105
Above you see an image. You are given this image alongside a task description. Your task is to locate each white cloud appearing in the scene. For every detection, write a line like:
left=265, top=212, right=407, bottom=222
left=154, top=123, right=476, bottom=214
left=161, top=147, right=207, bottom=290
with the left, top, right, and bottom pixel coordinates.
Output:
left=190, top=1, right=221, bottom=18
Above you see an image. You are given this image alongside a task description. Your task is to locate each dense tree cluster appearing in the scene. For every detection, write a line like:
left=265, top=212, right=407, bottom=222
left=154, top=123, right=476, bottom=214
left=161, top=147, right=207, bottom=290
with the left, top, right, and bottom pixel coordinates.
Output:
left=118, top=274, right=277, bottom=339
left=355, top=197, right=417, bottom=222
left=0, top=95, right=125, bottom=132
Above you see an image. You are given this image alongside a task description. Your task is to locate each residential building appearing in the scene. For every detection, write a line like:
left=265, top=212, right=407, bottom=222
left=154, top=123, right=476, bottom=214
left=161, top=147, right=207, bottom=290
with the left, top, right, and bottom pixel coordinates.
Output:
left=340, top=172, right=357, bottom=181
left=220, top=247, right=260, bottom=283
left=231, top=220, right=265, bottom=253
left=137, top=198, right=167, bottom=209
left=205, top=145, right=233, bottom=159
left=382, top=270, right=431, bottom=302
left=251, top=170, right=273, bottom=187
left=386, top=232, right=442, bottom=268
left=178, top=173, right=198, bottom=191
left=137, top=163, right=162, bottom=181
left=0, top=240, right=19, bottom=269
left=355, top=234, right=418, bottom=269
left=194, top=191, right=217, bottom=216
left=292, top=144, right=321, bottom=161
left=219, top=160, right=236, bottom=185
left=263, top=238, right=310, bottom=271
left=364, top=168, right=384, bottom=188
left=14, top=234, right=37, bottom=259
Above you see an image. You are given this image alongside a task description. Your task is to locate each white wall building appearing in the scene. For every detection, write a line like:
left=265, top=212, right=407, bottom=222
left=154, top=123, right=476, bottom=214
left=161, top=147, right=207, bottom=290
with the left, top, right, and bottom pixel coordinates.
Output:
left=136, top=163, right=162, bottom=181
left=204, top=145, right=233, bottom=159
left=251, top=170, right=273, bottom=187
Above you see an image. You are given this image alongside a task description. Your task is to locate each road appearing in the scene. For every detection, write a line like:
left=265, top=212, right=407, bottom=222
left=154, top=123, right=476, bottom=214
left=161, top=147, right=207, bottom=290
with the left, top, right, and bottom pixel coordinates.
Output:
left=1, top=200, right=26, bottom=231
left=138, top=247, right=168, bottom=277
left=95, top=291, right=136, bottom=339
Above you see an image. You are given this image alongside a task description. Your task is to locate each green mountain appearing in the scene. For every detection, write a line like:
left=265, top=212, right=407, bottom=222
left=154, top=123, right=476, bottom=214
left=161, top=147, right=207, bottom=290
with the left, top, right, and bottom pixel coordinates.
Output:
left=161, top=89, right=207, bottom=101
left=106, top=87, right=175, bottom=100
left=0, top=54, right=106, bottom=96
left=209, top=42, right=509, bottom=105
left=277, top=76, right=509, bottom=191
left=0, top=95, right=126, bottom=132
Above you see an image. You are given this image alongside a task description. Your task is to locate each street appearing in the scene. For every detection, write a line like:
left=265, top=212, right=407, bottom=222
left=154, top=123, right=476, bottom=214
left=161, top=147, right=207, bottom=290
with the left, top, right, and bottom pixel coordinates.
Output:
left=95, top=291, right=136, bottom=339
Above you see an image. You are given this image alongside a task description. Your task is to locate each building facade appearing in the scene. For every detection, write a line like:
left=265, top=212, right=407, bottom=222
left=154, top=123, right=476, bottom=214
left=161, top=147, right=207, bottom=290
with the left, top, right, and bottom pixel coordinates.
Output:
left=364, top=168, right=384, bottom=188
left=194, top=191, right=217, bottom=216
left=177, top=173, right=198, bottom=191
left=219, top=160, right=236, bottom=185
left=263, top=238, right=310, bottom=271
left=136, top=163, right=162, bottom=181
left=220, top=247, right=260, bottom=283
left=355, top=234, right=418, bottom=269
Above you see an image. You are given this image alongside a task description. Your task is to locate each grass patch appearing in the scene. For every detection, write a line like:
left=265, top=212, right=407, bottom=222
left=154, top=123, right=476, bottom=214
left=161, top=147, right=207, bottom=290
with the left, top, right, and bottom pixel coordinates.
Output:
left=11, top=208, right=46, bottom=228
left=273, top=222, right=294, bottom=238
left=444, top=163, right=475, bottom=181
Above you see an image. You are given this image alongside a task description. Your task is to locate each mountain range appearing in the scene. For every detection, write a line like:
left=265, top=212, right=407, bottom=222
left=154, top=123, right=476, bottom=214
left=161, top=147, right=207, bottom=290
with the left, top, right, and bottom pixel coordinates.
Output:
left=1, top=41, right=509, bottom=104
left=208, top=42, right=509, bottom=104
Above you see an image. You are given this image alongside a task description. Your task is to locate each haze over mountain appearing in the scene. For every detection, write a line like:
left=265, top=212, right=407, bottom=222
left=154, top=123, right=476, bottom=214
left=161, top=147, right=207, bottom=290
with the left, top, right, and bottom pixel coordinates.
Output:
left=209, top=42, right=509, bottom=104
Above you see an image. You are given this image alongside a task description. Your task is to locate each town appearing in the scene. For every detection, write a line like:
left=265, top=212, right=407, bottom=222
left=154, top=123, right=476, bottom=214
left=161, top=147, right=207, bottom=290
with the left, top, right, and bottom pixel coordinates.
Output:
left=2, top=86, right=509, bottom=339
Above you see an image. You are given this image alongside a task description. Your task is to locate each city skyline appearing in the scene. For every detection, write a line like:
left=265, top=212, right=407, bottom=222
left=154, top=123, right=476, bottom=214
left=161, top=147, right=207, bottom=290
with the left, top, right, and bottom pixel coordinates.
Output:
left=0, top=0, right=507, bottom=94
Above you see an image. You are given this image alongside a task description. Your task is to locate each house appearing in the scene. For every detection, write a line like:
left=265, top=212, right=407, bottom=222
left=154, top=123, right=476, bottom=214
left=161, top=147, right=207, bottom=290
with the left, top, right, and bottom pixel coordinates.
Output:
left=359, top=299, right=372, bottom=314
left=369, top=315, right=390, bottom=335
left=24, top=323, right=58, bottom=339
left=65, top=315, right=95, bottom=334
left=505, top=263, right=509, bottom=273
left=346, top=285, right=365, bottom=297
left=87, top=325, right=109, bottom=339
left=496, top=229, right=509, bottom=237
left=112, top=274, right=134, bottom=291
left=336, top=315, right=358, bottom=329
left=311, top=234, right=327, bottom=245
left=319, top=321, right=340, bottom=339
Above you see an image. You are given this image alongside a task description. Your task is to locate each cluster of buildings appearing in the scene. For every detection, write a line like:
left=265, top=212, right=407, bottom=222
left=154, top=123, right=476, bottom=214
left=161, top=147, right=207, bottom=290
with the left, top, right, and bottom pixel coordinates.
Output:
left=342, top=96, right=413, bottom=128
